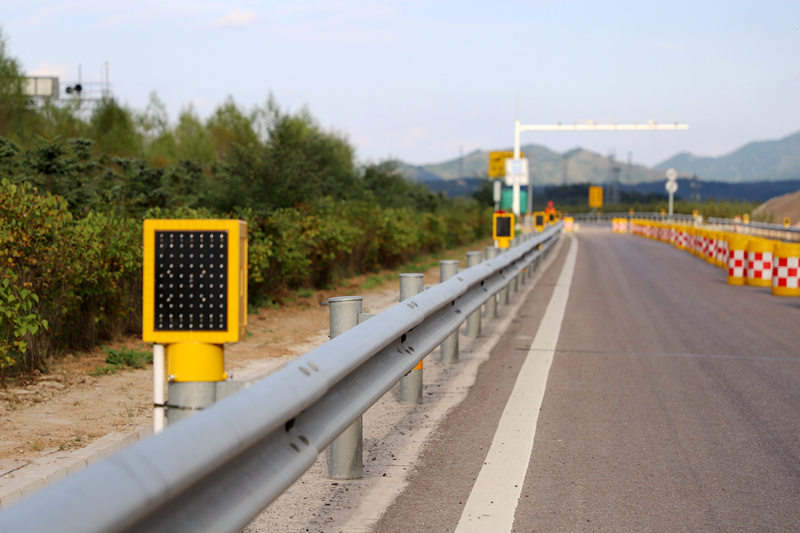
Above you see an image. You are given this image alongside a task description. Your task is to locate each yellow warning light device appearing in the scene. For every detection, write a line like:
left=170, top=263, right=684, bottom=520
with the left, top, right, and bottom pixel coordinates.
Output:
left=143, top=219, right=248, bottom=346
left=784, top=217, right=791, bottom=228
left=493, top=211, right=515, bottom=248
left=533, top=211, right=546, bottom=233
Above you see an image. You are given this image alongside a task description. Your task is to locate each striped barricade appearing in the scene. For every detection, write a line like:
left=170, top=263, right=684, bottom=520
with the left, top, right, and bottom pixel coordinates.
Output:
left=772, top=242, right=800, bottom=296
left=746, top=238, right=775, bottom=287
left=727, top=234, right=749, bottom=286
left=706, top=231, right=718, bottom=264
left=715, top=232, right=729, bottom=269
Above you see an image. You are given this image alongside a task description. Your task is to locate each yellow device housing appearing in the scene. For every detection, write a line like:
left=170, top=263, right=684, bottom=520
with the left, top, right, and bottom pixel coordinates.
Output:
left=143, top=219, right=247, bottom=345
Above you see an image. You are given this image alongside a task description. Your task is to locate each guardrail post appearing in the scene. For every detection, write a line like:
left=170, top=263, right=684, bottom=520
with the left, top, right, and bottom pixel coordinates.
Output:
left=439, top=260, right=460, bottom=363
left=510, top=239, right=520, bottom=293
left=398, top=273, right=424, bottom=404
left=328, top=296, right=364, bottom=479
left=484, top=246, right=498, bottom=319
left=466, top=251, right=482, bottom=336
left=500, top=249, right=511, bottom=306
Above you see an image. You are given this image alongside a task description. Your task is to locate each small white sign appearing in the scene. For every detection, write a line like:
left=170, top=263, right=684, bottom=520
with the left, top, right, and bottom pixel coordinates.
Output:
left=665, top=180, right=678, bottom=194
left=504, top=158, right=529, bottom=186
left=666, top=168, right=678, bottom=181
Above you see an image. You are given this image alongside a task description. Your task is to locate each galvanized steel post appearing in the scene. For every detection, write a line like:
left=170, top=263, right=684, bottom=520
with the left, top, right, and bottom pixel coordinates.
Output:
left=500, top=249, right=511, bottom=306
left=510, top=239, right=520, bottom=293
left=398, top=273, right=424, bottom=404
left=466, top=251, right=482, bottom=336
left=484, top=246, right=498, bottom=319
left=439, top=260, right=460, bottom=363
left=328, top=296, right=364, bottom=479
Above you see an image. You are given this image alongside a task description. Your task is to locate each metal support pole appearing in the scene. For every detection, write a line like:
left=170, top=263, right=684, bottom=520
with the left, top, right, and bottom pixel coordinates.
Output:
left=328, top=296, right=364, bottom=479
left=439, top=260, right=460, bottom=363
left=484, top=246, right=498, bottom=319
left=500, top=249, right=510, bottom=306
left=466, top=251, right=482, bottom=337
left=165, top=342, right=226, bottom=426
left=398, top=274, right=424, bottom=404
left=166, top=381, right=216, bottom=425
left=153, top=344, right=165, bottom=434
left=510, top=239, right=520, bottom=293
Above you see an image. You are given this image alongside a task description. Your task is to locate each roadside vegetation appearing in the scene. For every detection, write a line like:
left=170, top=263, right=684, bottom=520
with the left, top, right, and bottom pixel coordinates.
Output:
left=0, top=30, right=490, bottom=378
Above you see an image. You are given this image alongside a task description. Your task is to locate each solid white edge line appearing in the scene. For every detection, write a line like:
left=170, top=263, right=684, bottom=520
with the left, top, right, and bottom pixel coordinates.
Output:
left=454, top=236, right=579, bottom=533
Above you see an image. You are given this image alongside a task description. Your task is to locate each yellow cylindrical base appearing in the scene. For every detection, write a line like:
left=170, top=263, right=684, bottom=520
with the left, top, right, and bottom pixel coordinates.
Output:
left=772, top=286, right=800, bottom=296
left=166, top=342, right=226, bottom=382
left=727, top=276, right=746, bottom=286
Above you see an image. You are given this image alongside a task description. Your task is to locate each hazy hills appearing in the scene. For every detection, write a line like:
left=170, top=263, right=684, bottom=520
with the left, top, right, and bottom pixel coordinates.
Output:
left=655, top=131, right=800, bottom=182
left=401, top=130, right=800, bottom=186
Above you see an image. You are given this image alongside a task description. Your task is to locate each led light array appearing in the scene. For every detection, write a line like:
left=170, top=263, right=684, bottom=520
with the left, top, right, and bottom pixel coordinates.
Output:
left=154, top=230, right=229, bottom=331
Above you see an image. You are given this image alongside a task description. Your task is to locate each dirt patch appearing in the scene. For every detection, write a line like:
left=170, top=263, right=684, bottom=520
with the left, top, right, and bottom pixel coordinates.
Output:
left=0, top=244, right=484, bottom=471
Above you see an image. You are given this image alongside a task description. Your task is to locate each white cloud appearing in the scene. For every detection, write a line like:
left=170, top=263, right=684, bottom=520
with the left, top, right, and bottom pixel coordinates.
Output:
left=215, top=8, right=256, bottom=28
left=26, top=60, right=72, bottom=79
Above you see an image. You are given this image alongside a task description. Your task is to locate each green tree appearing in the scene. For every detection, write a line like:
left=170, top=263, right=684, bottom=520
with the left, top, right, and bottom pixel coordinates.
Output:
left=0, top=29, right=30, bottom=144
left=89, top=99, right=142, bottom=157
left=207, top=96, right=259, bottom=159
left=38, top=99, right=89, bottom=140
left=173, top=105, right=215, bottom=163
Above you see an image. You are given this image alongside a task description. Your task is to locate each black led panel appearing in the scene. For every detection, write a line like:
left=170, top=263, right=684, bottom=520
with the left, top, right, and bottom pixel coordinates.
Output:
left=495, top=216, right=512, bottom=238
left=154, top=231, right=228, bottom=331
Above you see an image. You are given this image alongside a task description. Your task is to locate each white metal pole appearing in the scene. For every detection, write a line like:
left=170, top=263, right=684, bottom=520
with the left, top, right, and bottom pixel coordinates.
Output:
left=153, top=344, right=166, bottom=434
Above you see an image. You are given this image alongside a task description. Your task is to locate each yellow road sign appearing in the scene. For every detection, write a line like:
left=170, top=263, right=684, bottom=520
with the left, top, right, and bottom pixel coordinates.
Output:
left=589, top=186, right=603, bottom=208
left=488, top=150, right=525, bottom=178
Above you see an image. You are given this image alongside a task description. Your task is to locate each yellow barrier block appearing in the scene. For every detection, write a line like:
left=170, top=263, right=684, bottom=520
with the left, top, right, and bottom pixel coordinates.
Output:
left=727, top=234, right=749, bottom=285
left=705, top=231, right=718, bottom=264
left=772, top=242, right=800, bottom=296
left=714, top=232, right=730, bottom=268
left=746, top=238, right=776, bottom=287
left=695, top=229, right=707, bottom=258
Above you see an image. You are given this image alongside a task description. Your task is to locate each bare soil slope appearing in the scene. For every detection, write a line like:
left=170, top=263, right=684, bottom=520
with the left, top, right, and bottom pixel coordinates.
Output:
left=753, top=188, right=800, bottom=226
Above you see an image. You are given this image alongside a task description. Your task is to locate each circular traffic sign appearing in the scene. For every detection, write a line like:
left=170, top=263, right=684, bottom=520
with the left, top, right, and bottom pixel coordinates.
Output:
left=666, top=168, right=678, bottom=181
left=665, top=180, right=678, bottom=194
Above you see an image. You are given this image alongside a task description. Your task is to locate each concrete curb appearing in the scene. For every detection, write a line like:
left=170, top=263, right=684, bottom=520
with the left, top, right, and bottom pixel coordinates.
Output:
left=0, top=425, right=153, bottom=511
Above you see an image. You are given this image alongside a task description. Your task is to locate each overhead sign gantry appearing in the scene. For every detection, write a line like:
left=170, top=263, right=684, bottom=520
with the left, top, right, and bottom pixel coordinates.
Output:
left=507, top=119, right=690, bottom=217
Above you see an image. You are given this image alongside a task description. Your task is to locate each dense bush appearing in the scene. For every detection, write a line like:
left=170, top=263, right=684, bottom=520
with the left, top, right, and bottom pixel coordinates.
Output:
left=0, top=32, right=491, bottom=376
left=0, top=175, right=490, bottom=376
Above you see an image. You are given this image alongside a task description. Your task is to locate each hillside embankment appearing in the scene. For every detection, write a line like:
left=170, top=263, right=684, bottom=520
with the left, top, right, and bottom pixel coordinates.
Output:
left=753, top=188, right=800, bottom=226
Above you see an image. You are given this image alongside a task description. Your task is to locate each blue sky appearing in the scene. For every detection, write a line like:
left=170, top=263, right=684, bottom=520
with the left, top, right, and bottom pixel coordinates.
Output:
left=4, top=1, right=799, bottom=167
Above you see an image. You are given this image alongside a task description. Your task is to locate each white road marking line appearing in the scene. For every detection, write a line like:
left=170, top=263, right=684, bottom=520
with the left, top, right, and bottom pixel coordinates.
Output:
left=454, top=236, right=578, bottom=533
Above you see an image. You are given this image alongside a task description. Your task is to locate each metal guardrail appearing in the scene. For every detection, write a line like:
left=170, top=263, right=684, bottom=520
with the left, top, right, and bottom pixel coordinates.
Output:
left=571, top=212, right=695, bottom=222
left=707, top=217, right=800, bottom=236
left=0, top=224, right=562, bottom=533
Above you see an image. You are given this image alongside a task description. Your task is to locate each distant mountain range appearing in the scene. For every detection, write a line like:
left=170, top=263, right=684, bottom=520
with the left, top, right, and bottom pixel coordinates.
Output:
left=400, top=130, right=800, bottom=186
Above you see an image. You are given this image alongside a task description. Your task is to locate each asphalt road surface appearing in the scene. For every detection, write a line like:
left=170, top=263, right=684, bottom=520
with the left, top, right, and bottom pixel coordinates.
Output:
left=375, top=227, right=800, bottom=532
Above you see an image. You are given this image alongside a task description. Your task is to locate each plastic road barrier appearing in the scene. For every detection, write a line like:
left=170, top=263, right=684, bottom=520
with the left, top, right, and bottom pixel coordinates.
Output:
left=772, top=241, right=800, bottom=296
left=727, top=234, right=749, bottom=285
left=706, top=231, right=718, bottom=264
left=715, top=232, right=729, bottom=268
left=746, top=238, right=776, bottom=287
